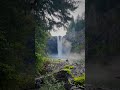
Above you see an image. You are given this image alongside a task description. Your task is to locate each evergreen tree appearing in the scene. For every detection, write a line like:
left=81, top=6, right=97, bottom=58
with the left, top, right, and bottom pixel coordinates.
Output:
left=0, top=0, right=78, bottom=89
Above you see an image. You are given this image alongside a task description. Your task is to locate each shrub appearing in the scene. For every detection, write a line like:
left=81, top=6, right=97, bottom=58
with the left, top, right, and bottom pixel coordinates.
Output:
left=40, top=75, right=65, bottom=90
left=0, top=63, right=36, bottom=89
left=36, top=53, right=51, bottom=75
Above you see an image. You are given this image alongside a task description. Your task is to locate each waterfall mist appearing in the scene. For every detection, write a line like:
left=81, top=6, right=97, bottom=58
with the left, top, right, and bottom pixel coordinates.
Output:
left=62, top=38, right=72, bottom=58
left=48, top=36, right=85, bottom=63
left=56, top=36, right=72, bottom=59
left=48, top=35, right=85, bottom=64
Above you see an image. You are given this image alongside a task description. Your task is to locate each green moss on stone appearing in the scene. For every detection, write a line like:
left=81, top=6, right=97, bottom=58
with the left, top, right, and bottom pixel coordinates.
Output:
left=73, top=73, right=85, bottom=86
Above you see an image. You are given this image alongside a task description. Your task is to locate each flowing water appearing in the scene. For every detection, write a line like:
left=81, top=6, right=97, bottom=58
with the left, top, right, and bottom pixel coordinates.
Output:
left=57, top=36, right=63, bottom=58
left=49, top=36, right=72, bottom=60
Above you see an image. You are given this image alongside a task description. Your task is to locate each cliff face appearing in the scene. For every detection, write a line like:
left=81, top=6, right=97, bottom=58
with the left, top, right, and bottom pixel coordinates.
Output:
left=47, top=36, right=58, bottom=54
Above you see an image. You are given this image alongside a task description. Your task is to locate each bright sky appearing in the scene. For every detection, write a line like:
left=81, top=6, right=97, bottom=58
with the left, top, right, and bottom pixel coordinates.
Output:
left=50, top=27, right=67, bottom=36
left=50, top=0, right=85, bottom=36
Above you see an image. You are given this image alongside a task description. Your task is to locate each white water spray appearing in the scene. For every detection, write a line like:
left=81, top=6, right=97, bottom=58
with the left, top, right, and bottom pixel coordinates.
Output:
left=57, top=36, right=63, bottom=58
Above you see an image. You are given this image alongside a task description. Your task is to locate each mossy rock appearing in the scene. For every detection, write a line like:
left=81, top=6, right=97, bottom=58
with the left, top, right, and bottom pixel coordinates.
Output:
left=73, top=73, right=85, bottom=86
left=62, top=65, right=75, bottom=78
left=54, top=70, right=72, bottom=82
left=62, top=69, right=71, bottom=75
left=64, top=65, right=74, bottom=69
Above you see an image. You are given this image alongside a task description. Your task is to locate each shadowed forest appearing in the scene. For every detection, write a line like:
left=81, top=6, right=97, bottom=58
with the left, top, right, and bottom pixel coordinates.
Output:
left=0, top=0, right=85, bottom=90
left=86, top=0, right=120, bottom=89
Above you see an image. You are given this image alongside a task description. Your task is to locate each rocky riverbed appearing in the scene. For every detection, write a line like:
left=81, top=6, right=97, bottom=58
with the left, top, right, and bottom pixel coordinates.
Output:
left=34, top=59, right=85, bottom=90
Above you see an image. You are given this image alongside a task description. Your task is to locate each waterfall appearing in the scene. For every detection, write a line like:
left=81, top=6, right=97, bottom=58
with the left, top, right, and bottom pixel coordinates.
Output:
left=57, top=36, right=62, bottom=58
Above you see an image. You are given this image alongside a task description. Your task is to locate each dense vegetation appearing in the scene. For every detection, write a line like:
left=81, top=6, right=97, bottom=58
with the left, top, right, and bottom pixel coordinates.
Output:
left=0, top=0, right=78, bottom=89
left=0, top=1, right=36, bottom=89
left=65, top=15, right=85, bottom=53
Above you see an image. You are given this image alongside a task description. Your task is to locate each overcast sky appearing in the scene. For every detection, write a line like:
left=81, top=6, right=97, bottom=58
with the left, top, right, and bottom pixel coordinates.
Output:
left=72, top=0, right=85, bottom=19
left=50, top=0, right=85, bottom=36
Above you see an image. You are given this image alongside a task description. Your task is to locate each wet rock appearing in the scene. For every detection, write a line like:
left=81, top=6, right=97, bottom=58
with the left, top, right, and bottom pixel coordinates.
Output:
left=64, top=83, right=73, bottom=90
left=35, top=78, right=44, bottom=89
left=64, top=83, right=84, bottom=90
left=54, top=70, right=72, bottom=82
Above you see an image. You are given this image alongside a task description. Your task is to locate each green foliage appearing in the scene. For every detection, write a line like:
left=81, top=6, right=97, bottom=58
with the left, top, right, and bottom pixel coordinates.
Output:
left=68, top=17, right=76, bottom=31
left=32, top=0, right=78, bottom=29
left=73, top=73, right=85, bottom=86
left=0, top=63, right=35, bottom=89
left=72, top=43, right=85, bottom=53
left=0, top=63, right=16, bottom=79
left=62, top=66, right=74, bottom=77
left=35, top=26, right=49, bottom=55
left=35, top=53, right=50, bottom=75
left=16, top=74, right=35, bottom=89
left=75, top=15, right=85, bottom=31
left=66, top=15, right=85, bottom=53
left=0, top=63, right=17, bottom=89
left=40, top=75, right=65, bottom=90
left=35, top=24, right=50, bottom=75
left=62, top=69, right=71, bottom=75
left=0, top=0, right=36, bottom=89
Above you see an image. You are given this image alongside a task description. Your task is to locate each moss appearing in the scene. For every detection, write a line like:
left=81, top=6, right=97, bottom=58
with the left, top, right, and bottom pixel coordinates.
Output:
left=62, top=69, right=71, bottom=75
left=62, top=69, right=74, bottom=78
left=64, top=65, right=74, bottom=69
left=61, top=65, right=75, bottom=78
left=73, top=73, right=85, bottom=86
